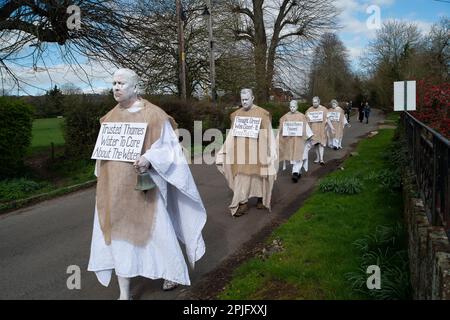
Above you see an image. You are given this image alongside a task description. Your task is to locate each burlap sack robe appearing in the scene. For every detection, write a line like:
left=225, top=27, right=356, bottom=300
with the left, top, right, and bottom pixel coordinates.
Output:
left=306, top=105, right=328, bottom=146
left=216, top=105, right=276, bottom=214
left=229, top=106, right=272, bottom=177
left=328, top=106, right=346, bottom=140
left=96, top=99, right=177, bottom=247
left=278, top=112, right=310, bottom=161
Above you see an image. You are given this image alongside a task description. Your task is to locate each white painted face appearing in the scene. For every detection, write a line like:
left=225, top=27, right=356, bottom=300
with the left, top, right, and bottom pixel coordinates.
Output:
left=313, top=97, right=320, bottom=108
left=289, top=101, right=298, bottom=113
left=241, top=91, right=254, bottom=110
left=113, top=71, right=137, bottom=104
left=332, top=102, right=338, bottom=109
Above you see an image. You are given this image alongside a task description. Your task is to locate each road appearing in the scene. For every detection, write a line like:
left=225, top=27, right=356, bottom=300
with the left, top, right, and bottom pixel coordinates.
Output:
left=0, top=110, right=383, bottom=300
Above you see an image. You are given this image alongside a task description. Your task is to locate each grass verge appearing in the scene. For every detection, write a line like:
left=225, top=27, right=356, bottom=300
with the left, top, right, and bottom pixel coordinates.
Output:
left=0, top=159, right=95, bottom=211
left=218, top=129, right=408, bottom=300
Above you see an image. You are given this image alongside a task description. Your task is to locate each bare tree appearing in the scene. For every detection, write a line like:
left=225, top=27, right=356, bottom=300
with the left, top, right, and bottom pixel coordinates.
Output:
left=426, top=17, right=449, bottom=81
left=363, top=20, right=422, bottom=79
left=228, top=0, right=339, bottom=102
left=0, top=0, right=146, bottom=93
left=123, top=0, right=212, bottom=97
left=361, top=20, right=424, bottom=109
left=61, top=83, right=82, bottom=95
left=308, top=33, right=353, bottom=103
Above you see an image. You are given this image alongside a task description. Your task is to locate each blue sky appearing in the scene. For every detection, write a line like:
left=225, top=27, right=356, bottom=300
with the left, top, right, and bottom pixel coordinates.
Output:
left=338, top=0, right=449, bottom=67
left=3, top=0, right=449, bottom=96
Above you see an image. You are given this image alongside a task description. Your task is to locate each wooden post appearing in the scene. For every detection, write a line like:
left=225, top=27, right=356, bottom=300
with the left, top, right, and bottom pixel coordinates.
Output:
left=205, top=0, right=216, bottom=106
left=176, top=0, right=187, bottom=101
left=51, top=142, right=55, bottom=161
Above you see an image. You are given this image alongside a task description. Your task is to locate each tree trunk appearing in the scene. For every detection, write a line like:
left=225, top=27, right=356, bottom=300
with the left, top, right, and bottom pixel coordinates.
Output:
left=253, top=0, right=268, bottom=103
left=266, top=43, right=277, bottom=103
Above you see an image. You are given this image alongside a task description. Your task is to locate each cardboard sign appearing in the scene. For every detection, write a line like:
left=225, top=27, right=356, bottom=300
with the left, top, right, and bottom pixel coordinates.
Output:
left=307, top=111, right=324, bottom=123
left=91, top=122, right=148, bottom=162
left=232, top=116, right=262, bottom=139
left=328, top=111, right=341, bottom=122
left=282, top=121, right=303, bottom=137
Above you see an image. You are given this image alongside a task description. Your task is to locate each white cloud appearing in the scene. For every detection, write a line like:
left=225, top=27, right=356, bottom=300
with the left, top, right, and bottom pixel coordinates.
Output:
left=2, top=60, right=115, bottom=96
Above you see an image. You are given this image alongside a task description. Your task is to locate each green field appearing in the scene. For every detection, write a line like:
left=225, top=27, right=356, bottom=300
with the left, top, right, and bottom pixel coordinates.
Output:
left=219, top=129, right=407, bottom=300
left=1, top=117, right=96, bottom=204
left=31, top=118, right=65, bottom=148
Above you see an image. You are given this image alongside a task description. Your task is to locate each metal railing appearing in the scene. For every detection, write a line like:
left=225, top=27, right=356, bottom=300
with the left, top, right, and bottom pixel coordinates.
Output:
left=403, top=112, right=450, bottom=240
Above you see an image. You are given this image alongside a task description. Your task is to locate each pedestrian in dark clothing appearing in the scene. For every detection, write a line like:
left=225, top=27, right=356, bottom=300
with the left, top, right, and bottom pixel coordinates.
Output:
left=345, top=101, right=352, bottom=122
left=364, top=102, right=371, bottom=124
left=358, top=103, right=364, bottom=123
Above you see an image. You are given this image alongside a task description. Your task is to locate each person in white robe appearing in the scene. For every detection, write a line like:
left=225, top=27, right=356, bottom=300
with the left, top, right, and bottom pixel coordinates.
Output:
left=277, top=100, right=314, bottom=183
left=216, top=89, right=278, bottom=217
left=88, top=68, right=206, bottom=300
left=326, top=99, right=350, bottom=150
left=305, top=96, right=335, bottom=165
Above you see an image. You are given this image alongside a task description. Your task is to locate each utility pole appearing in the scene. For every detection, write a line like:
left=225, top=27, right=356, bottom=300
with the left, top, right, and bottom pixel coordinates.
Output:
left=205, top=0, right=216, bottom=106
left=176, top=0, right=187, bottom=101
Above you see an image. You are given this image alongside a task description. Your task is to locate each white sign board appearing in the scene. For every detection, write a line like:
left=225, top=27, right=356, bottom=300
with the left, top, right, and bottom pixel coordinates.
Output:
left=91, top=122, right=148, bottom=163
left=307, top=111, right=324, bottom=123
left=328, top=111, right=341, bottom=122
left=282, top=121, right=303, bottom=137
left=394, top=81, right=416, bottom=111
left=232, top=116, right=262, bottom=139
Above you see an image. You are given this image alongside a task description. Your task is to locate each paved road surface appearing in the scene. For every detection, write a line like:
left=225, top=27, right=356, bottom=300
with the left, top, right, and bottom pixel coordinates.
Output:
left=0, top=110, right=383, bottom=299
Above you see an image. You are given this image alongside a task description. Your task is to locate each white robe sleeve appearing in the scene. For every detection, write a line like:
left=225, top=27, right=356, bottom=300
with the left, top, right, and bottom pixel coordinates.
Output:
left=142, top=120, right=207, bottom=269
left=305, top=122, right=314, bottom=140
left=326, top=113, right=335, bottom=131
left=94, top=160, right=100, bottom=177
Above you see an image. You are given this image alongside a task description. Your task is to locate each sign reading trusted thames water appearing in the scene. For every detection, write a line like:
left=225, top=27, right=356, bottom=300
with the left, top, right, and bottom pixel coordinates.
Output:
left=282, top=121, right=303, bottom=137
left=307, top=111, right=324, bottom=123
left=232, top=116, right=262, bottom=139
left=91, top=122, right=148, bottom=163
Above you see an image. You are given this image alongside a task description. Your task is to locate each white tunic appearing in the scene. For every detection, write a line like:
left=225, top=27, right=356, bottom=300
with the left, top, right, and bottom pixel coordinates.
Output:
left=88, top=120, right=207, bottom=287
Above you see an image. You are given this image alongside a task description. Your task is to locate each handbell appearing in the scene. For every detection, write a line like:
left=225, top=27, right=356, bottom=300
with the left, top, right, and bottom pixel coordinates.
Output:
left=135, top=171, right=156, bottom=191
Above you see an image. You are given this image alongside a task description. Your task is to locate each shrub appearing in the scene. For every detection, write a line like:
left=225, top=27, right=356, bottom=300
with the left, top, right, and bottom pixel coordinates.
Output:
left=363, top=169, right=402, bottom=192
left=258, top=102, right=286, bottom=128
left=346, top=223, right=412, bottom=300
left=63, top=95, right=114, bottom=159
left=145, top=96, right=231, bottom=134
left=412, top=80, right=450, bottom=139
left=0, top=178, right=50, bottom=202
left=0, top=97, right=34, bottom=178
left=319, top=176, right=363, bottom=194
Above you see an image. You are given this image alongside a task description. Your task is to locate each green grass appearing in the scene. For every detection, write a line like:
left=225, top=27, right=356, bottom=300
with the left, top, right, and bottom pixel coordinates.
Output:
left=30, top=118, right=65, bottom=152
left=0, top=118, right=96, bottom=206
left=385, top=112, right=400, bottom=122
left=219, top=129, right=405, bottom=300
left=48, top=158, right=95, bottom=186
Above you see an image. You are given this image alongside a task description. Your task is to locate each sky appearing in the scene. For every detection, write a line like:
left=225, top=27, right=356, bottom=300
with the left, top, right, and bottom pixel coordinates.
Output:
left=337, top=0, right=449, bottom=67
left=2, top=0, right=449, bottom=96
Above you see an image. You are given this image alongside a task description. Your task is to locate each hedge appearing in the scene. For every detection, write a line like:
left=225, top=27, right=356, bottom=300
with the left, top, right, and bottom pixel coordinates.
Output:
left=0, top=97, right=34, bottom=178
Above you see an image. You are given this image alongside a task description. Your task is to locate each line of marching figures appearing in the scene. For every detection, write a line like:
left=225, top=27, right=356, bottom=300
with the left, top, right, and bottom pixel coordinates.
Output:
left=216, top=91, right=351, bottom=217
left=88, top=70, right=354, bottom=297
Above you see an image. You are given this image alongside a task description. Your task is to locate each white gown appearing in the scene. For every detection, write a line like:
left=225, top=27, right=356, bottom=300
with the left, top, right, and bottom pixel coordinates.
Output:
left=88, top=120, right=207, bottom=287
